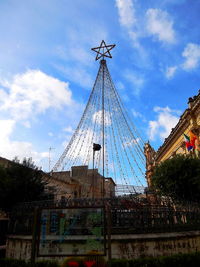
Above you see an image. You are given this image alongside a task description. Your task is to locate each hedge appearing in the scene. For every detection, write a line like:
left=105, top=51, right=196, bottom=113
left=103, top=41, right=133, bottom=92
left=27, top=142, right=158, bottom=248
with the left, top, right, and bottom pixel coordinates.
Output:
left=1, top=252, right=200, bottom=267
left=0, top=258, right=59, bottom=267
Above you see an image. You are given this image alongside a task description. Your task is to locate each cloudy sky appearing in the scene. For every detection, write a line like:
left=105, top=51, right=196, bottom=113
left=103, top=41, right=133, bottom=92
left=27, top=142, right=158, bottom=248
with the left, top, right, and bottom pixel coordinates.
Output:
left=0, top=0, right=199, bottom=171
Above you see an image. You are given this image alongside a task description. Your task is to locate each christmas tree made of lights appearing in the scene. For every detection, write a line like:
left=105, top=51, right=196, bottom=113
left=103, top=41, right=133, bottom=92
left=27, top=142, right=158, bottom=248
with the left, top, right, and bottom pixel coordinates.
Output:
left=52, top=41, right=146, bottom=196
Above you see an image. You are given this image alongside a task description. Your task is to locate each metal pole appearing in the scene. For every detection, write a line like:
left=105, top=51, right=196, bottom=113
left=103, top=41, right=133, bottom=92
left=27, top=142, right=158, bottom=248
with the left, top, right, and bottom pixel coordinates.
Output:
left=31, top=207, right=39, bottom=264
left=49, top=147, right=51, bottom=172
left=48, top=147, right=55, bottom=172
left=102, top=59, right=105, bottom=198
left=92, top=148, right=95, bottom=199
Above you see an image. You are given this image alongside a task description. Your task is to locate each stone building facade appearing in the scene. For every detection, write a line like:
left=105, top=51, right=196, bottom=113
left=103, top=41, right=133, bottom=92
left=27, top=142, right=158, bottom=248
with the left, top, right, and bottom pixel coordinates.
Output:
left=0, top=157, right=115, bottom=200
left=144, top=90, right=200, bottom=187
left=48, top=165, right=116, bottom=200
left=0, top=157, right=12, bottom=168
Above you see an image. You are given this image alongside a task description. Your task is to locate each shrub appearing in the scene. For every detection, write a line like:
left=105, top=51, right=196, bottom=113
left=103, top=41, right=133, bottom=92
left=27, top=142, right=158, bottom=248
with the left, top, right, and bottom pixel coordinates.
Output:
left=61, top=256, right=107, bottom=267
left=0, top=258, right=59, bottom=267
left=128, top=257, right=159, bottom=267
left=152, top=155, right=200, bottom=202
left=61, top=257, right=85, bottom=267
left=0, top=258, right=27, bottom=267
left=34, top=260, right=59, bottom=267
left=108, top=259, right=128, bottom=267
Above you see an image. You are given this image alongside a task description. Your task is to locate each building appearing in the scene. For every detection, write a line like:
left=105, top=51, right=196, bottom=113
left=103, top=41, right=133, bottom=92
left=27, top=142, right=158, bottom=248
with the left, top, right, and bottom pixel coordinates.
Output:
left=0, top=157, right=13, bottom=168
left=144, top=90, right=200, bottom=187
left=50, top=165, right=116, bottom=199
left=0, top=157, right=115, bottom=200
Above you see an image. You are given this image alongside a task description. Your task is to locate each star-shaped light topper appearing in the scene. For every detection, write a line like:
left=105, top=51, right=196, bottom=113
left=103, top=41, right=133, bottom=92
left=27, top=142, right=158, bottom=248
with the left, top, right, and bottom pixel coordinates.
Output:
left=91, top=40, right=116, bottom=61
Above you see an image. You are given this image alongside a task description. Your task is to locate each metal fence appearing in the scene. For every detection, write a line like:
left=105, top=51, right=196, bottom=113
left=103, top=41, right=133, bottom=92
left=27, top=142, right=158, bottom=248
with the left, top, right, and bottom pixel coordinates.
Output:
left=8, top=197, right=200, bottom=236
left=111, top=205, right=200, bottom=234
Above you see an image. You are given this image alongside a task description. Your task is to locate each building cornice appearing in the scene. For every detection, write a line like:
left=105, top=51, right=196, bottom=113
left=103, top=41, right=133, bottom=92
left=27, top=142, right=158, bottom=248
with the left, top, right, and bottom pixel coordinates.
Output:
left=156, top=90, right=200, bottom=161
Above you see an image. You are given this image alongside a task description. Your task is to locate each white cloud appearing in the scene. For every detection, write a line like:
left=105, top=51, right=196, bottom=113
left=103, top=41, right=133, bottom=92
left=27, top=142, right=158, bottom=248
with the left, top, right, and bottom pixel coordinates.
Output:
left=182, top=43, right=200, bottom=70
left=58, top=128, right=103, bottom=170
left=115, top=0, right=144, bottom=52
left=131, top=108, right=146, bottom=122
left=148, top=106, right=180, bottom=141
left=56, top=44, right=93, bottom=68
left=0, top=70, right=74, bottom=120
left=146, top=9, right=176, bottom=44
left=116, top=81, right=130, bottom=102
left=62, top=140, right=69, bottom=149
left=165, top=66, right=177, bottom=79
left=121, top=94, right=130, bottom=102
left=0, top=70, right=84, bottom=170
left=55, top=64, right=93, bottom=89
left=0, top=119, right=48, bottom=165
left=124, top=70, right=144, bottom=96
left=164, top=43, right=200, bottom=79
left=22, top=121, right=31, bottom=128
left=115, top=0, right=136, bottom=29
left=0, top=120, right=15, bottom=141
left=0, top=89, right=7, bottom=103
left=132, top=109, right=143, bottom=118
left=55, top=27, right=108, bottom=88
left=116, top=81, right=125, bottom=91
left=123, top=137, right=140, bottom=148
left=63, top=126, right=74, bottom=133
left=48, top=132, right=54, bottom=137
left=92, top=110, right=112, bottom=126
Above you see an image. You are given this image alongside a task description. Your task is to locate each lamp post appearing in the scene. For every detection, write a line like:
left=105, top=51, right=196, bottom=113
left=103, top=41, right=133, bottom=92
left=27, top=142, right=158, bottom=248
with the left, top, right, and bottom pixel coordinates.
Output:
left=92, top=143, right=101, bottom=199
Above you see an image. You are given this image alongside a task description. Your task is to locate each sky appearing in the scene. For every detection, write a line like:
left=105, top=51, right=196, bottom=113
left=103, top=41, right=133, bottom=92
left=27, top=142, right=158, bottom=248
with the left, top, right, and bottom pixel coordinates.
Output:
left=0, top=0, right=200, bottom=171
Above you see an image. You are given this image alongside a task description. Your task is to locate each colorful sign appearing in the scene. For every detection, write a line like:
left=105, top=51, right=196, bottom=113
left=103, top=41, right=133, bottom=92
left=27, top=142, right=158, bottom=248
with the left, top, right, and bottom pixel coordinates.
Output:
left=38, top=207, right=105, bottom=256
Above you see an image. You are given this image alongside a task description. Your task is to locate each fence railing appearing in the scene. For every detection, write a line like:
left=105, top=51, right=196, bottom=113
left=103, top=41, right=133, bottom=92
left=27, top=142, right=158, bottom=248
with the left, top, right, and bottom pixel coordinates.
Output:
left=8, top=197, right=200, bottom=235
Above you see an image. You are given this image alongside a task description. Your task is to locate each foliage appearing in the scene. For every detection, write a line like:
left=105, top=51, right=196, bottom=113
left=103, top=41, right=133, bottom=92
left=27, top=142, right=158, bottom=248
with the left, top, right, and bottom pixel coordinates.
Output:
left=34, top=260, right=59, bottom=267
left=108, top=259, right=127, bottom=267
left=152, top=154, right=200, bottom=202
left=0, top=258, right=27, bottom=267
left=0, top=158, right=47, bottom=211
left=61, top=255, right=106, bottom=267
left=61, top=257, right=85, bottom=267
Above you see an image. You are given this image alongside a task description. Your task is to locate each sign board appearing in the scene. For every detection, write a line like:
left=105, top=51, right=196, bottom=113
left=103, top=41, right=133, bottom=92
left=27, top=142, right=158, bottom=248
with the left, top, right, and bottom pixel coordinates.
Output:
left=37, top=207, right=105, bottom=256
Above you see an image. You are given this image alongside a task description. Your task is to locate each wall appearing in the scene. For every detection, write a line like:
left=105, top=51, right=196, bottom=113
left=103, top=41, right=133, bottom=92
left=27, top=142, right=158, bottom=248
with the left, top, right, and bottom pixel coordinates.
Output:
left=50, top=166, right=116, bottom=200
left=112, top=232, right=200, bottom=259
left=0, top=157, right=12, bottom=168
left=156, top=91, right=200, bottom=163
left=144, top=91, right=200, bottom=186
left=6, top=231, right=200, bottom=261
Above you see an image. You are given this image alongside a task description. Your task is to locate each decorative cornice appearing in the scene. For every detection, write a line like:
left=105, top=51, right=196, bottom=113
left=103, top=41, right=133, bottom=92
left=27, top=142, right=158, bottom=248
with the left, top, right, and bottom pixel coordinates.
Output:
left=156, top=90, right=200, bottom=161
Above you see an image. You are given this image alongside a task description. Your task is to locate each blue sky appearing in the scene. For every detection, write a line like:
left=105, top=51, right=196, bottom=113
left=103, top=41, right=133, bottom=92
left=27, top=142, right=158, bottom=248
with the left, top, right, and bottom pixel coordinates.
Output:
left=0, top=0, right=200, bottom=171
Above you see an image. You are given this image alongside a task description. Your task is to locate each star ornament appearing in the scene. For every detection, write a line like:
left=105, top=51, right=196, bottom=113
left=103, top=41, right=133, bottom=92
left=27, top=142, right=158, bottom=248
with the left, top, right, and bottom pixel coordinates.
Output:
left=91, top=40, right=116, bottom=61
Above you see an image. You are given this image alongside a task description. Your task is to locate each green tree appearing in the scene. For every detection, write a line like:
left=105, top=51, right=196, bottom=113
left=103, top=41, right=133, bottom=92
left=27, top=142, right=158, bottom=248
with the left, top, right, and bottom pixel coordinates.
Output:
left=0, top=158, right=46, bottom=211
left=152, top=154, right=200, bottom=202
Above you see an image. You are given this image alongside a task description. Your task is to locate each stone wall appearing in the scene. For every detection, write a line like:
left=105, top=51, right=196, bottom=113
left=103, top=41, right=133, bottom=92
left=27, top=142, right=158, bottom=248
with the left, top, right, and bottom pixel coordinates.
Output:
left=6, top=231, right=200, bottom=261
left=144, top=90, right=200, bottom=187
left=50, top=166, right=116, bottom=200
left=156, top=90, right=200, bottom=163
left=111, top=232, right=200, bottom=259
left=0, top=157, right=12, bottom=168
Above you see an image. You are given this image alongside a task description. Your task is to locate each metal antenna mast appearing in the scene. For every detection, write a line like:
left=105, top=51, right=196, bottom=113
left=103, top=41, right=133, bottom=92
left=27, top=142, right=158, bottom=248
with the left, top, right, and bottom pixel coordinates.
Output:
left=48, top=147, right=55, bottom=172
